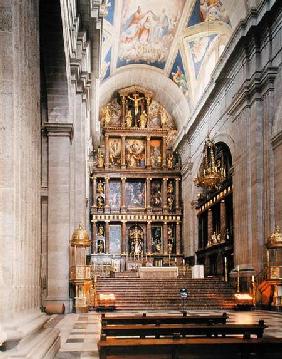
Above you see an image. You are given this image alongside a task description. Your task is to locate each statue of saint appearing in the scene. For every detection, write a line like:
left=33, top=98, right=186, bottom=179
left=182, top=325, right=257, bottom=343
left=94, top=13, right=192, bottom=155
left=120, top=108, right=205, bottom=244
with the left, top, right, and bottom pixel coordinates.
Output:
left=97, top=196, right=104, bottom=209
left=97, top=239, right=104, bottom=253
left=160, top=108, right=168, bottom=128
left=102, top=105, right=111, bottom=127
left=97, top=149, right=104, bottom=168
left=126, top=111, right=132, bottom=128
left=139, top=111, right=147, bottom=128
left=129, top=225, right=143, bottom=256
left=167, top=196, right=174, bottom=211
left=97, top=224, right=104, bottom=237
left=167, top=153, right=173, bottom=169
left=97, top=180, right=104, bottom=194
left=167, top=181, right=174, bottom=194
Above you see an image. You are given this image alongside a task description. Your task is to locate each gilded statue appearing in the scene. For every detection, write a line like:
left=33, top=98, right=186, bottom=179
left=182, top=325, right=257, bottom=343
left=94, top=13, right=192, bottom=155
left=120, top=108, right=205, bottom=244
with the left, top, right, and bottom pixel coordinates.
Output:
left=97, top=224, right=104, bottom=237
left=129, top=225, right=143, bottom=256
left=139, top=111, right=147, bottom=128
left=167, top=153, right=173, bottom=169
left=160, top=108, right=168, bottom=128
left=97, top=149, right=104, bottom=168
left=167, top=196, right=174, bottom=211
left=102, top=105, right=111, bottom=127
left=97, top=239, right=104, bottom=254
left=167, top=181, right=174, bottom=194
left=126, top=111, right=132, bottom=128
left=97, top=180, right=104, bottom=194
left=128, top=93, right=144, bottom=116
left=97, top=195, right=104, bottom=209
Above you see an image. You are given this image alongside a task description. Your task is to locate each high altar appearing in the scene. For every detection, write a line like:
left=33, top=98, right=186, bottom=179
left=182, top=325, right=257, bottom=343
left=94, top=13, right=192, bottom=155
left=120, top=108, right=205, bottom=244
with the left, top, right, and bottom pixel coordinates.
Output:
left=90, top=85, right=183, bottom=272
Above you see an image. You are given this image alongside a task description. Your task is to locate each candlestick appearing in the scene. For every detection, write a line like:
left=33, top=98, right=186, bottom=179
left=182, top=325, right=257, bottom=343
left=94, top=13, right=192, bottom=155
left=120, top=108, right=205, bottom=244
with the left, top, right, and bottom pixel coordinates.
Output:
left=237, top=265, right=240, bottom=293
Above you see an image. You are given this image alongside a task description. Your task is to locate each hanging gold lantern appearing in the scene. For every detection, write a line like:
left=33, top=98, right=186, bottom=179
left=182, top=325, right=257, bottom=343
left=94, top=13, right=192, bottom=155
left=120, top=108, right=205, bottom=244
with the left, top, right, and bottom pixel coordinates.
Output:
left=194, top=137, right=226, bottom=189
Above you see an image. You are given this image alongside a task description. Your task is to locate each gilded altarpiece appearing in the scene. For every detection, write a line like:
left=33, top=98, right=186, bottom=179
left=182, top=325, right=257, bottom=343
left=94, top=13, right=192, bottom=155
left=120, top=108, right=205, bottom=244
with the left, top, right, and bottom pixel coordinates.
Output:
left=90, top=85, right=183, bottom=272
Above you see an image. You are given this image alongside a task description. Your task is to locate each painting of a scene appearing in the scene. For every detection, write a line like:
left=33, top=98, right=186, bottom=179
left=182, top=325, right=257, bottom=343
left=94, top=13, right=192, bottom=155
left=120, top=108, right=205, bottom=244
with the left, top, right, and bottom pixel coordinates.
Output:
left=109, top=180, right=121, bottom=211
left=152, top=225, right=162, bottom=253
left=126, top=138, right=145, bottom=168
left=117, top=0, right=185, bottom=69
left=109, top=137, right=121, bottom=167
left=188, top=0, right=230, bottom=27
left=150, top=139, right=162, bottom=168
left=126, top=181, right=145, bottom=208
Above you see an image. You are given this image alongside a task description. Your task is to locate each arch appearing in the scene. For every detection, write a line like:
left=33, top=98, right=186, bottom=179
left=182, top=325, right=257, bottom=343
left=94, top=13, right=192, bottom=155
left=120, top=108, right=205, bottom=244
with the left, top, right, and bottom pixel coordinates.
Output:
left=100, top=66, right=190, bottom=131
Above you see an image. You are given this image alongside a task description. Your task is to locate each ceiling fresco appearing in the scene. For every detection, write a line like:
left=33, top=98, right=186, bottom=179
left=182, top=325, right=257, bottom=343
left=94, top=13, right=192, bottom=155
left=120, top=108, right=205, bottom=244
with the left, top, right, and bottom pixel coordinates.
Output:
left=101, top=0, right=234, bottom=104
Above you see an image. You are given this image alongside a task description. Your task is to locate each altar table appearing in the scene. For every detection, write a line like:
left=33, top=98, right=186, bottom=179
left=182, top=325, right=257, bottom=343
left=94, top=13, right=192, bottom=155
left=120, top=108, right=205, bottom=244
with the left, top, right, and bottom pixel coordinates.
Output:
left=138, top=266, right=178, bottom=279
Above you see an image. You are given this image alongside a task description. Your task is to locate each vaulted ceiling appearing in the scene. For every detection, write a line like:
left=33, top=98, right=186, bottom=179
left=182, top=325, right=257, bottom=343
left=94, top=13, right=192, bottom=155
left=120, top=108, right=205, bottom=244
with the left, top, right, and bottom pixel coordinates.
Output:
left=100, top=0, right=247, bottom=127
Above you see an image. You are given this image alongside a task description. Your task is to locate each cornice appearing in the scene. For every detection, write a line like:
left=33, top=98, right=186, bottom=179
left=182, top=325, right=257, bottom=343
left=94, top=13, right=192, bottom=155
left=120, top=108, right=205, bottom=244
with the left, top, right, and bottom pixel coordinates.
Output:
left=42, top=123, right=74, bottom=140
left=272, top=130, right=282, bottom=149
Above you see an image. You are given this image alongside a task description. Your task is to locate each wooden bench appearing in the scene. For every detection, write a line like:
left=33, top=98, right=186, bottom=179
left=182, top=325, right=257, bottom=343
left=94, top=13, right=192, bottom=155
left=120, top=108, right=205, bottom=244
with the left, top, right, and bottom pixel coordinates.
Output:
left=101, top=312, right=228, bottom=326
left=101, top=320, right=267, bottom=340
left=98, top=336, right=282, bottom=359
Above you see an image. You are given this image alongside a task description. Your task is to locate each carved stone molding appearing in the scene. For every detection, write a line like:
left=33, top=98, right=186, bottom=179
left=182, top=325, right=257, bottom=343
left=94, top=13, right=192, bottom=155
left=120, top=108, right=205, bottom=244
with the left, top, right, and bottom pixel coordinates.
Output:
left=42, top=123, right=74, bottom=140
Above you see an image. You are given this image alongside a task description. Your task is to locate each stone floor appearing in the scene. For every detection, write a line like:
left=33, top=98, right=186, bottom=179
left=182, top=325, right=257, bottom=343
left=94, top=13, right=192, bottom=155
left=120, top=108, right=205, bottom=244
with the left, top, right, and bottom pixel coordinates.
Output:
left=50, top=310, right=282, bottom=359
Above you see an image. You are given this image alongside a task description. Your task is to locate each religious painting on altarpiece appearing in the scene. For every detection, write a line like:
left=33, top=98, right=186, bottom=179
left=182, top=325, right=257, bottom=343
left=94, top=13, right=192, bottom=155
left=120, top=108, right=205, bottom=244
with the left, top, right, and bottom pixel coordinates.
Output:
left=109, top=180, right=121, bottom=211
left=109, top=138, right=121, bottom=167
left=150, top=179, right=162, bottom=208
left=125, top=181, right=145, bottom=208
left=109, top=224, right=121, bottom=255
left=150, top=139, right=162, bottom=168
left=151, top=225, right=163, bottom=253
left=125, top=138, right=145, bottom=168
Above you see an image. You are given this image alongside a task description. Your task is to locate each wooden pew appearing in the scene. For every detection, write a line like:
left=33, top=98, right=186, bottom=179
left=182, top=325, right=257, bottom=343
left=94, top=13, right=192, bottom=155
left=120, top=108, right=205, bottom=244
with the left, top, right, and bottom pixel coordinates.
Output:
left=101, top=320, right=267, bottom=340
left=101, top=312, right=228, bottom=326
left=98, top=336, right=282, bottom=359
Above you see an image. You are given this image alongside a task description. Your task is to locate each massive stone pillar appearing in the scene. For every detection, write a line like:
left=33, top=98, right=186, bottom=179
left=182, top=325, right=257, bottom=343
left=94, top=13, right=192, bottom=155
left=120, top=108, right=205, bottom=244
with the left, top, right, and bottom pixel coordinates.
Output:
left=0, top=0, right=59, bottom=354
left=44, top=123, right=73, bottom=313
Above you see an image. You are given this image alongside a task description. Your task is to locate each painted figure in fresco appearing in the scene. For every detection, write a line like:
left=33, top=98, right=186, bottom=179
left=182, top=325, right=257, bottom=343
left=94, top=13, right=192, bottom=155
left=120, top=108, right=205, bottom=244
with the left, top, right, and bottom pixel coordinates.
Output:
left=172, top=66, right=188, bottom=95
left=200, top=0, right=229, bottom=23
left=97, top=149, right=104, bottom=168
left=139, top=111, right=147, bottom=128
left=121, top=6, right=150, bottom=43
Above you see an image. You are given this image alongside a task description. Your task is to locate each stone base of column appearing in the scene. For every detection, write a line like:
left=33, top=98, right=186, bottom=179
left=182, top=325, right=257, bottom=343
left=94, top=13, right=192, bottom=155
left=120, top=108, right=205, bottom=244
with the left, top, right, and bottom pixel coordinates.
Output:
left=1, top=325, right=60, bottom=358
left=44, top=297, right=73, bottom=314
left=1, top=309, right=60, bottom=358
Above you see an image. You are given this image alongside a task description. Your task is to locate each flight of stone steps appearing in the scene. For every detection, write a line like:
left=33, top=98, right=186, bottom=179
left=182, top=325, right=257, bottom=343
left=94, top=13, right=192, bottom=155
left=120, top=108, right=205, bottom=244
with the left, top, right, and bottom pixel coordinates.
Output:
left=96, top=276, right=236, bottom=310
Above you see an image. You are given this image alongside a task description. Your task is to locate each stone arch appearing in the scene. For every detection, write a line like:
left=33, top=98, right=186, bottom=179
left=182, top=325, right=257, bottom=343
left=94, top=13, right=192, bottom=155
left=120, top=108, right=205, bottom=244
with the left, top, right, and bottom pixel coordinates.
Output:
left=100, top=66, right=190, bottom=131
